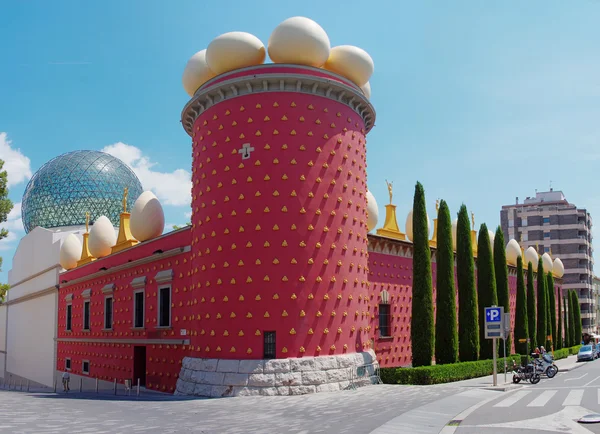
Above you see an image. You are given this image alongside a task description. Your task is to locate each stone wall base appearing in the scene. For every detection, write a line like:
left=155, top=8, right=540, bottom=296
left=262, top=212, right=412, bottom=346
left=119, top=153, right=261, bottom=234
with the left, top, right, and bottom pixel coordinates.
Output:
left=175, top=350, right=379, bottom=398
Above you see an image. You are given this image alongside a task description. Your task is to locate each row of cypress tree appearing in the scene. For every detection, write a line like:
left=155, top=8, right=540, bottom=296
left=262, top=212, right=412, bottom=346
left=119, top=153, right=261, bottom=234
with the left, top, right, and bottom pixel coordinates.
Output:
left=562, top=290, right=583, bottom=347
left=410, top=182, right=583, bottom=367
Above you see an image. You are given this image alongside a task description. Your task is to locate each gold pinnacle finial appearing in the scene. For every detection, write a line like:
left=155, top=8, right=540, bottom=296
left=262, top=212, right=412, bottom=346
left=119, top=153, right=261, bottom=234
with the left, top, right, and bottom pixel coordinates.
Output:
left=471, top=211, right=475, bottom=230
left=435, top=199, right=440, bottom=212
left=122, top=187, right=128, bottom=213
left=85, top=212, right=90, bottom=233
left=385, top=179, right=393, bottom=205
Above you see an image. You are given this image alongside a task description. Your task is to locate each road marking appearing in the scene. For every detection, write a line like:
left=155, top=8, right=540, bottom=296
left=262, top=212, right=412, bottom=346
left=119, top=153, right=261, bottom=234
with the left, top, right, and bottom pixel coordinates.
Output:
left=493, top=390, right=531, bottom=408
left=565, top=373, right=588, bottom=382
left=527, top=390, right=557, bottom=407
left=563, top=389, right=584, bottom=406
left=583, top=375, right=600, bottom=387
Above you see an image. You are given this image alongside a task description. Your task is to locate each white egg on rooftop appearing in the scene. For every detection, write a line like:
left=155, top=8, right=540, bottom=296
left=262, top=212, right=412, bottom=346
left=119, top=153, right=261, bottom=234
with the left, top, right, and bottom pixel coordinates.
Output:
left=182, top=49, right=216, bottom=97
left=324, top=45, right=374, bottom=87
left=268, top=16, right=330, bottom=67
left=206, top=32, right=266, bottom=75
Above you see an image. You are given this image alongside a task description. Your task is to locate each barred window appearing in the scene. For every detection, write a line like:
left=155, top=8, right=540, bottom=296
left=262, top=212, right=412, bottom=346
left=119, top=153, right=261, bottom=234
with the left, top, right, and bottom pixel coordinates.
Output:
left=379, top=304, right=391, bottom=337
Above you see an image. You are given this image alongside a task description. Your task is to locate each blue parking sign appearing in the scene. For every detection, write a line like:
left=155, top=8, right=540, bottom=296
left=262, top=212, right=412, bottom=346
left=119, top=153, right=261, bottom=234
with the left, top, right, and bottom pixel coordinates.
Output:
left=485, top=307, right=502, bottom=323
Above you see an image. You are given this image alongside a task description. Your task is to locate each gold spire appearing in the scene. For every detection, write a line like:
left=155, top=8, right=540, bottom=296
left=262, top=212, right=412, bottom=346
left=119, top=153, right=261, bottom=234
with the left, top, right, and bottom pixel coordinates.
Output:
left=77, top=212, right=95, bottom=266
left=112, top=187, right=139, bottom=254
left=470, top=212, right=477, bottom=256
left=430, top=200, right=439, bottom=248
left=376, top=180, right=405, bottom=240
left=471, top=211, right=475, bottom=230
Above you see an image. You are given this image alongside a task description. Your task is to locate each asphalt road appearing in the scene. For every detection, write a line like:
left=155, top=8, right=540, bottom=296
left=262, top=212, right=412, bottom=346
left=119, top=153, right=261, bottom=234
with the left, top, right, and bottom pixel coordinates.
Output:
left=456, top=357, right=600, bottom=433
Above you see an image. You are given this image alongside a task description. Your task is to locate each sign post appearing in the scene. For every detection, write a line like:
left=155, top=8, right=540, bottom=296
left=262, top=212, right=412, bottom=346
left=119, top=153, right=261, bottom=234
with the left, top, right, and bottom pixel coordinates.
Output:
left=485, top=306, right=504, bottom=386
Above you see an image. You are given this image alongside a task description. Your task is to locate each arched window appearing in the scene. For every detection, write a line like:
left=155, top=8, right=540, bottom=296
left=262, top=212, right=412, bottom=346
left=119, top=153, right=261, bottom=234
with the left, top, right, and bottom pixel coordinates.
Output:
left=379, top=290, right=391, bottom=337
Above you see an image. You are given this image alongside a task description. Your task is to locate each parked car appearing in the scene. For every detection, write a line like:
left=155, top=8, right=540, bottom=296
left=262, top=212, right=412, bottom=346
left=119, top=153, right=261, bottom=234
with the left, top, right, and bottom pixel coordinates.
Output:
left=577, top=345, right=595, bottom=362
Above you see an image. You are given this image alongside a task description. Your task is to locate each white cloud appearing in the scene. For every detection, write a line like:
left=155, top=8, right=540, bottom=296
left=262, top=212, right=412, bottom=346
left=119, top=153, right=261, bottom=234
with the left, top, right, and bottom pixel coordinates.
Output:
left=0, top=133, right=32, bottom=187
left=0, top=202, right=25, bottom=251
left=102, top=142, right=192, bottom=206
left=184, top=211, right=192, bottom=219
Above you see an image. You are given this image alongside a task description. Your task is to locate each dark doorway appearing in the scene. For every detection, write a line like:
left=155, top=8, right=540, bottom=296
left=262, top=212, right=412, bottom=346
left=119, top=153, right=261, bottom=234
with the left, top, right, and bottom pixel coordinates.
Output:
left=133, top=346, right=147, bottom=387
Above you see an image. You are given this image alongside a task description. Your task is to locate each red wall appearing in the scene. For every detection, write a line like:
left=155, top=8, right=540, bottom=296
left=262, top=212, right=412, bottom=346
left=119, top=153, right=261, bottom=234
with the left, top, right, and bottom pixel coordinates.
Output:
left=189, top=91, right=372, bottom=359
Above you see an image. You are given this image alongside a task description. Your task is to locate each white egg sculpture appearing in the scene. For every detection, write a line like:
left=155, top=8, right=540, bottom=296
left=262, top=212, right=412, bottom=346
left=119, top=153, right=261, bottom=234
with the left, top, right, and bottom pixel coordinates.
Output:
left=505, top=239, right=522, bottom=266
left=488, top=229, right=495, bottom=249
left=130, top=191, right=165, bottom=242
left=206, top=32, right=266, bottom=75
left=88, top=216, right=117, bottom=258
left=59, top=233, right=82, bottom=270
left=324, top=45, right=374, bottom=87
left=182, top=49, right=216, bottom=97
left=405, top=209, right=430, bottom=242
left=553, top=258, right=565, bottom=278
left=542, top=252, right=553, bottom=274
left=524, top=246, right=539, bottom=271
left=268, top=16, right=330, bottom=67
left=451, top=219, right=458, bottom=250
left=365, top=190, right=379, bottom=232
left=361, top=81, right=371, bottom=99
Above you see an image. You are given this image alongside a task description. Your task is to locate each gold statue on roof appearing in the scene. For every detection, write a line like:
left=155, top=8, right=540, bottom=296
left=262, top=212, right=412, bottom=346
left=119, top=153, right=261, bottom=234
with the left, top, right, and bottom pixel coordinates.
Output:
left=385, top=180, right=393, bottom=204
left=122, top=187, right=128, bottom=213
left=471, top=211, right=475, bottom=229
left=435, top=199, right=440, bottom=212
left=85, top=212, right=90, bottom=233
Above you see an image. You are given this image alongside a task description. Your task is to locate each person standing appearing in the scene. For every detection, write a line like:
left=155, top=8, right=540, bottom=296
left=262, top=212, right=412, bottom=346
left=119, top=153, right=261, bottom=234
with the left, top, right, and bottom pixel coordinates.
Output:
left=62, top=370, right=70, bottom=392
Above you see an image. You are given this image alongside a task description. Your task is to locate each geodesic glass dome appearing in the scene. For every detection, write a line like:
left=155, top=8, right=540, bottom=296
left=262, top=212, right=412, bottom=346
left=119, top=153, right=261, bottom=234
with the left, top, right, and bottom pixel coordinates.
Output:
left=21, top=150, right=143, bottom=233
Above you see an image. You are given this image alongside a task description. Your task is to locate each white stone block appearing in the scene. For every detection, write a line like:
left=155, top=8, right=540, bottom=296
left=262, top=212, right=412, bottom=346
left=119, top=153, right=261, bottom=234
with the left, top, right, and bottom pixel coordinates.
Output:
left=274, top=372, right=302, bottom=386
left=263, top=359, right=291, bottom=373
left=177, top=379, right=195, bottom=395
left=276, top=386, right=290, bottom=396
left=193, top=384, right=212, bottom=397
left=260, top=387, right=278, bottom=396
left=302, top=371, right=328, bottom=385
left=314, top=356, right=339, bottom=371
left=224, top=372, right=249, bottom=386
left=217, top=359, right=240, bottom=373
left=187, top=358, right=205, bottom=371
left=211, top=385, right=235, bottom=398
left=190, top=370, right=206, bottom=383
left=233, top=386, right=262, bottom=397
left=289, top=385, right=316, bottom=395
left=336, top=354, right=357, bottom=369
left=201, top=371, right=224, bottom=385
left=290, top=358, right=315, bottom=371
left=200, top=358, right=219, bottom=372
left=316, top=383, right=340, bottom=393
left=238, top=360, right=264, bottom=374
left=182, top=357, right=193, bottom=369
left=326, top=368, right=348, bottom=383
left=248, top=373, right=275, bottom=387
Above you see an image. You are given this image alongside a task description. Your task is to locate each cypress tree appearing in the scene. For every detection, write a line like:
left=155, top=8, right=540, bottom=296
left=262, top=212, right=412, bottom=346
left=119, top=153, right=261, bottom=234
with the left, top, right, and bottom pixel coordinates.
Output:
left=547, top=272, right=557, bottom=350
left=545, top=281, right=552, bottom=349
left=457, top=204, right=479, bottom=361
left=434, top=200, right=458, bottom=364
left=514, top=255, right=529, bottom=356
left=526, top=262, right=537, bottom=354
left=410, top=182, right=434, bottom=367
left=572, top=291, right=582, bottom=345
left=568, top=291, right=576, bottom=347
left=493, top=227, right=511, bottom=353
left=556, top=288, right=562, bottom=350
left=477, top=224, right=497, bottom=360
left=536, top=257, right=547, bottom=349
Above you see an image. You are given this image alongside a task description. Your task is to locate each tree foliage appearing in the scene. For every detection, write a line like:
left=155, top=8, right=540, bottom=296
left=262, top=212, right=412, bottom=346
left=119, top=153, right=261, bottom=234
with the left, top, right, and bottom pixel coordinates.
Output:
left=477, top=224, right=498, bottom=360
left=526, top=262, right=537, bottom=354
left=0, top=159, right=13, bottom=303
left=536, top=258, right=547, bottom=349
left=410, top=182, right=434, bottom=367
left=457, top=205, right=479, bottom=361
left=572, top=290, right=582, bottom=345
left=434, top=200, right=458, bottom=365
left=568, top=291, right=576, bottom=347
left=493, top=226, right=510, bottom=353
left=514, top=256, right=529, bottom=355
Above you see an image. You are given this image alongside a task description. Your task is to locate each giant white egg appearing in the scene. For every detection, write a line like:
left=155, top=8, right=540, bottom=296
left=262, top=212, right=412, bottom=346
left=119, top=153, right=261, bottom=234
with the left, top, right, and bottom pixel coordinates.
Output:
left=451, top=219, right=458, bottom=250
left=182, top=49, right=216, bottom=97
left=130, top=191, right=165, bottom=242
left=59, top=233, right=82, bottom=270
left=267, top=16, right=330, bottom=67
left=361, top=81, right=371, bottom=99
left=406, top=209, right=430, bottom=242
left=89, top=216, right=117, bottom=258
left=542, top=252, right=553, bottom=274
left=524, top=246, right=539, bottom=271
left=488, top=229, right=495, bottom=252
left=206, top=32, right=266, bottom=75
left=365, top=190, right=379, bottom=232
left=324, top=45, right=374, bottom=87
left=553, top=258, right=565, bottom=278
left=505, top=239, right=522, bottom=266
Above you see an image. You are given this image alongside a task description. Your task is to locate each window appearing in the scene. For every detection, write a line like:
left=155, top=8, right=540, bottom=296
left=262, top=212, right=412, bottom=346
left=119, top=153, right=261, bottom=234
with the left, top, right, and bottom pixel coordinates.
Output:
left=544, top=232, right=550, bottom=238
left=263, top=331, right=276, bottom=359
left=379, top=304, right=391, bottom=337
left=522, top=232, right=528, bottom=241
left=66, top=304, right=72, bottom=331
left=543, top=217, right=550, bottom=224
left=544, top=247, right=550, bottom=253
left=104, top=296, right=113, bottom=329
left=522, top=218, right=528, bottom=227
left=158, top=287, right=171, bottom=327
left=82, top=360, right=90, bottom=375
left=83, top=301, right=90, bottom=330
left=134, top=291, right=144, bottom=328
left=508, top=219, right=514, bottom=228
left=65, top=358, right=71, bottom=371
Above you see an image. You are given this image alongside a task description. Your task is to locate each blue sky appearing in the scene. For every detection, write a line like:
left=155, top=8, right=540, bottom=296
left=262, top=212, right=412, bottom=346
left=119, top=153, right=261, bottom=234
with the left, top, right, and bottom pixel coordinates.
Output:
left=1, top=0, right=599, bottom=283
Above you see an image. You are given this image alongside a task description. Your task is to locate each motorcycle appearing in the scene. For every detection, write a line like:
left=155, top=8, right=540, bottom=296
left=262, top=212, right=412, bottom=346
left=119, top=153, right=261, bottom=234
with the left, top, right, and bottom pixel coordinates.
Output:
left=512, top=359, right=541, bottom=384
left=532, top=354, right=557, bottom=378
